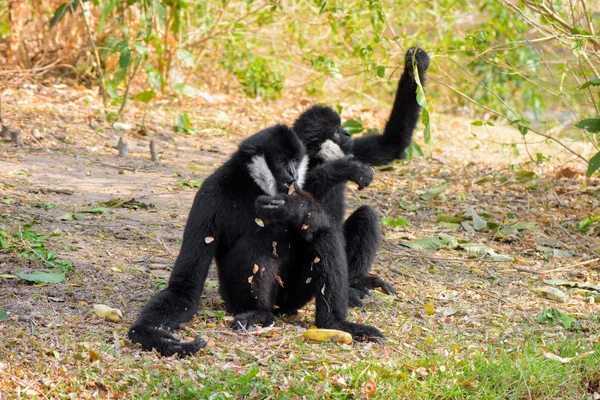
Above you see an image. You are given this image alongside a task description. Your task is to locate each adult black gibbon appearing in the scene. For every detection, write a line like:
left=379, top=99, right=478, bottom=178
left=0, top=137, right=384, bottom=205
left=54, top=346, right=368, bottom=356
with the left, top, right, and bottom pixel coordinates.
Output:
left=128, top=125, right=382, bottom=357
left=294, top=47, right=430, bottom=307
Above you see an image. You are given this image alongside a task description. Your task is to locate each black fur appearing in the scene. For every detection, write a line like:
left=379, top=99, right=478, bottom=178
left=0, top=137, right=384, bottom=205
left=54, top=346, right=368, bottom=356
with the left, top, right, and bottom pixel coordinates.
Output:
left=128, top=125, right=382, bottom=357
left=293, top=47, right=430, bottom=308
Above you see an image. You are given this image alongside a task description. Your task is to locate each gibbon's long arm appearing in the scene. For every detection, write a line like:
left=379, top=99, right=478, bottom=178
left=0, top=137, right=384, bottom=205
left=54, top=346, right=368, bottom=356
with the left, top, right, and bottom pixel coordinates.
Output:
left=302, top=157, right=373, bottom=201
left=351, top=47, right=430, bottom=166
left=128, top=193, right=216, bottom=356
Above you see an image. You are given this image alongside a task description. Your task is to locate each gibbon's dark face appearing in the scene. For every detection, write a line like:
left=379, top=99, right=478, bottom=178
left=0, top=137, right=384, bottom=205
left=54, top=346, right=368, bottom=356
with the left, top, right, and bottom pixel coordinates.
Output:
left=293, top=105, right=353, bottom=164
left=244, top=125, right=309, bottom=196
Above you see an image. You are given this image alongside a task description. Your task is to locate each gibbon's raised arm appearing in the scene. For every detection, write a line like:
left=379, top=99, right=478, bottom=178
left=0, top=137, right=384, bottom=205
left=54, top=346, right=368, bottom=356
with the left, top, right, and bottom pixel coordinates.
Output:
left=352, top=47, right=430, bottom=166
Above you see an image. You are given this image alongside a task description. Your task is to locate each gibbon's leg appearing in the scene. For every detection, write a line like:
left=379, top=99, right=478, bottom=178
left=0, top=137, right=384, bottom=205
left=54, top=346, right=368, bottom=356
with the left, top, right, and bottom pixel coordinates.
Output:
left=311, top=229, right=384, bottom=340
left=344, top=205, right=396, bottom=296
left=128, top=206, right=217, bottom=356
left=218, top=234, right=281, bottom=331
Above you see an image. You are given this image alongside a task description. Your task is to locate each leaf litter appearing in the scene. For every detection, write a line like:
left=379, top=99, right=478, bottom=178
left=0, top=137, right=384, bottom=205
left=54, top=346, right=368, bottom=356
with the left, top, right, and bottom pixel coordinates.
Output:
left=1, top=75, right=599, bottom=398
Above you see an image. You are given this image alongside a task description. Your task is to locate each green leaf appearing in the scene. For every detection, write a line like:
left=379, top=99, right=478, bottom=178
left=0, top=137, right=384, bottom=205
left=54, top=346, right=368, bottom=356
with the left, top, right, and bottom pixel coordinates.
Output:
left=419, top=183, right=448, bottom=201
left=436, top=214, right=463, bottom=224
left=18, top=271, right=66, bottom=284
left=176, top=49, right=195, bottom=68
left=511, top=221, right=537, bottom=230
left=0, top=310, right=7, bottom=321
left=119, top=48, right=132, bottom=69
left=514, top=171, right=538, bottom=183
left=35, top=203, right=57, bottom=210
left=413, top=52, right=431, bottom=153
left=50, top=1, right=78, bottom=28
left=0, top=274, right=17, bottom=279
left=580, top=77, right=600, bottom=90
left=586, top=151, right=600, bottom=177
left=341, top=119, right=364, bottom=135
left=575, top=118, right=600, bottom=133
left=381, top=216, right=409, bottom=227
left=376, top=66, right=385, bottom=78
left=471, top=120, right=483, bottom=126
left=132, top=42, right=149, bottom=59
left=472, top=212, right=487, bottom=231
left=173, top=83, right=198, bottom=97
left=80, top=207, right=111, bottom=214
left=135, top=90, right=156, bottom=103
left=402, top=234, right=458, bottom=251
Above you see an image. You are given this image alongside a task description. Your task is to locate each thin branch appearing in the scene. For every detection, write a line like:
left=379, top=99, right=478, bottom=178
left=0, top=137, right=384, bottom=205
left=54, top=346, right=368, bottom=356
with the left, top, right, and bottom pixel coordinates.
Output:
left=75, top=0, right=107, bottom=102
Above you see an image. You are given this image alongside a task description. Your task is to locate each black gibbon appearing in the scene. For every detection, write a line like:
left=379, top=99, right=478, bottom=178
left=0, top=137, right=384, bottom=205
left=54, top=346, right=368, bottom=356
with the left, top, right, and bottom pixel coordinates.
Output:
left=128, top=124, right=382, bottom=357
left=294, top=47, right=430, bottom=308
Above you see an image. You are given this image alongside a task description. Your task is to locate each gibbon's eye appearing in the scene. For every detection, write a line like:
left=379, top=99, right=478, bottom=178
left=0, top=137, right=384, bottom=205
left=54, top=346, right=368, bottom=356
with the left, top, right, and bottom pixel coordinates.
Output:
left=276, top=157, right=284, bottom=164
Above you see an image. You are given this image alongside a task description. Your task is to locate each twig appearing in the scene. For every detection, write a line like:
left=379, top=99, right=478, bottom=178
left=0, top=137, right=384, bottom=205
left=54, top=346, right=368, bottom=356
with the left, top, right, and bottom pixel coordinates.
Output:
left=75, top=0, right=107, bottom=102
left=117, top=56, right=142, bottom=118
left=540, top=257, right=600, bottom=274
left=155, top=234, right=174, bottom=257
left=0, top=370, right=49, bottom=400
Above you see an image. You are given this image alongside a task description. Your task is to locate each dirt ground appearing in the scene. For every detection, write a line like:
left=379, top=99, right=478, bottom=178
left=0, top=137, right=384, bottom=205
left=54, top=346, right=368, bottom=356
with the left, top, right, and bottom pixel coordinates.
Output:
left=1, top=81, right=599, bottom=398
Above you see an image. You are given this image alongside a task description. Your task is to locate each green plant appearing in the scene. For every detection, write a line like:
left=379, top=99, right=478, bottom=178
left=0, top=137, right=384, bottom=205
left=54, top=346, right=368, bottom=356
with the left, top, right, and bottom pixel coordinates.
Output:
left=0, top=222, right=74, bottom=272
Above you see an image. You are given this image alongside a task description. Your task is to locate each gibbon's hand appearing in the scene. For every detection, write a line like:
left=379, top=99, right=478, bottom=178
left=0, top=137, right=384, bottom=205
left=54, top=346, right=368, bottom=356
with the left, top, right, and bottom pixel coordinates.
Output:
left=405, top=47, right=430, bottom=75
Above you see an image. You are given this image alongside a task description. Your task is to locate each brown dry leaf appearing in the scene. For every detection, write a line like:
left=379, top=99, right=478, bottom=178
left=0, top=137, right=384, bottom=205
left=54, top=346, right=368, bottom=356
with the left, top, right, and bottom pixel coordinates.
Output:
left=248, top=276, right=254, bottom=284
left=88, top=349, right=101, bottom=362
left=288, top=184, right=295, bottom=195
left=252, top=264, right=259, bottom=274
left=204, top=236, right=214, bottom=244
left=275, top=275, right=284, bottom=288
left=313, top=256, right=320, bottom=264
left=362, top=381, right=377, bottom=395
left=302, top=224, right=309, bottom=230
left=272, top=241, right=278, bottom=257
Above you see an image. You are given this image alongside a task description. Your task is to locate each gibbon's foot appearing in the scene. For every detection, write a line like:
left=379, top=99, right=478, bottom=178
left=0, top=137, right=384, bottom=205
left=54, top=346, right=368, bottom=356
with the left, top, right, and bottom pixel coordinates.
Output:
left=325, top=320, right=384, bottom=343
left=232, top=310, right=277, bottom=331
left=128, top=325, right=207, bottom=357
left=405, top=47, right=430, bottom=74
left=348, top=287, right=369, bottom=312
left=353, top=276, right=397, bottom=297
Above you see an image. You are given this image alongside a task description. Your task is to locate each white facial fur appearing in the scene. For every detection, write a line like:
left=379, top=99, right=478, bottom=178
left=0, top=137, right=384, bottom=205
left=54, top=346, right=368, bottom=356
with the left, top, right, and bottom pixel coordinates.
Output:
left=247, top=154, right=310, bottom=194
left=318, top=139, right=345, bottom=162
left=247, top=155, right=277, bottom=196
left=295, top=155, right=309, bottom=189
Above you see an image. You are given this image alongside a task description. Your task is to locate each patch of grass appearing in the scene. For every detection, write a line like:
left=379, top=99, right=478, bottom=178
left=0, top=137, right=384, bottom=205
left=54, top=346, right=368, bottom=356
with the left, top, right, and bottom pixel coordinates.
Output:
left=0, top=221, right=74, bottom=272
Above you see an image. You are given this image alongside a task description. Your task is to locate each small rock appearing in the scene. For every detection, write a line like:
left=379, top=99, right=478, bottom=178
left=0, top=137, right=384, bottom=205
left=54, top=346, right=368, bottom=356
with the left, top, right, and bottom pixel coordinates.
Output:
left=31, top=128, right=42, bottom=140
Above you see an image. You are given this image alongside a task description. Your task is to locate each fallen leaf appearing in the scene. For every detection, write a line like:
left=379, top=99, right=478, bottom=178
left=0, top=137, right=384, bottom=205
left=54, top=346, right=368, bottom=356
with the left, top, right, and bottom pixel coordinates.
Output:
left=362, top=381, right=377, bottom=395
left=252, top=264, right=259, bottom=274
left=302, top=224, right=309, bottom=230
left=93, top=304, right=123, bottom=322
left=303, top=328, right=352, bottom=344
left=204, top=236, right=214, bottom=244
left=275, top=275, right=284, bottom=288
left=288, top=184, right=295, bottom=195
left=248, top=276, right=254, bottom=284
left=18, top=271, right=66, bottom=284
left=425, top=302, right=435, bottom=315
left=88, top=349, right=101, bottom=362
left=313, top=256, right=320, bottom=264
left=255, top=218, right=264, bottom=227
left=531, top=287, right=567, bottom=303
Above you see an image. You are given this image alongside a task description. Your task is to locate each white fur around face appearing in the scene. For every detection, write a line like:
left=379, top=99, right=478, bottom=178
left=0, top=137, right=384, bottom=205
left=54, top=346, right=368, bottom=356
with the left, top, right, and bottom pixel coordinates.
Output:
left=318, top=139, right=345, bottom=162
left=295, top=155, right=309, bottom=189
left=248, top=155, right=277, bottom=196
